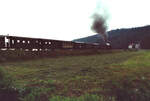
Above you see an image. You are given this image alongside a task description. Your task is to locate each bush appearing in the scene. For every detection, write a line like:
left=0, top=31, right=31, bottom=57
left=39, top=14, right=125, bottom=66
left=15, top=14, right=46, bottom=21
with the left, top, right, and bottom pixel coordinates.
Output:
left=0, top=68, right=19, bottom=101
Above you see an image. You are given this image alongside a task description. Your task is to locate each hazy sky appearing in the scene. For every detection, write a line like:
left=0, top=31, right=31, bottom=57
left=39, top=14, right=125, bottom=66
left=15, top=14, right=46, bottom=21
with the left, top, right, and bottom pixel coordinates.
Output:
left=0, top=0, right=150, bottom=40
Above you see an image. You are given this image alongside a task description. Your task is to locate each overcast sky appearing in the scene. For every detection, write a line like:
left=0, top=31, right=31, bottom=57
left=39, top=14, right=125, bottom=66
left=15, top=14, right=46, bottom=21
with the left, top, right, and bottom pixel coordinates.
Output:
left=0, top=0, right=150, bottom=40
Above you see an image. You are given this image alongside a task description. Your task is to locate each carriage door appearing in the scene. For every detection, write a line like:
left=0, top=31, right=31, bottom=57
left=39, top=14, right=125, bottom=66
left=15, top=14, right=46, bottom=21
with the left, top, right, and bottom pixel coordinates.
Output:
left=5, top=36, right=10, bottom=48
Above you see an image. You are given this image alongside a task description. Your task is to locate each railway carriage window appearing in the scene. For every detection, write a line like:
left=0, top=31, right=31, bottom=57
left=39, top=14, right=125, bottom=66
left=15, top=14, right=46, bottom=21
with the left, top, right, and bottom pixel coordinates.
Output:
left=27, top=41, right=30, bottom=44
left=12, top=40, right=15, bottom=44
left=17, top=40, right=20, bottom=43
left=23, top=40, right=25, bottom=43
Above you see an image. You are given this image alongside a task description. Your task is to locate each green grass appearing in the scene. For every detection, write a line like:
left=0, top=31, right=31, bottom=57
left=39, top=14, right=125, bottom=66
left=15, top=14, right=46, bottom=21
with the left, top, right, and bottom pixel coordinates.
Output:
left=0, top=50, right=136, bottom=84
left=50, top=94, right=102, bottom=101
left=1, top=50, right=150, bottom=101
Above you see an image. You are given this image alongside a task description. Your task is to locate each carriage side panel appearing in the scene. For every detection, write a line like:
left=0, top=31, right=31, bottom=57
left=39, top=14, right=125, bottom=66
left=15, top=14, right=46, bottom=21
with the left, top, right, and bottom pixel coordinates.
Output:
left=0, top=36, right=5, bottom=48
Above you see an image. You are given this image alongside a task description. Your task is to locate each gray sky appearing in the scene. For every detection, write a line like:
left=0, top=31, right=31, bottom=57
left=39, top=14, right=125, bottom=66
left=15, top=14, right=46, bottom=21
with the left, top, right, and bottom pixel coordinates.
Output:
left=0, top=0, right=150, bottom=40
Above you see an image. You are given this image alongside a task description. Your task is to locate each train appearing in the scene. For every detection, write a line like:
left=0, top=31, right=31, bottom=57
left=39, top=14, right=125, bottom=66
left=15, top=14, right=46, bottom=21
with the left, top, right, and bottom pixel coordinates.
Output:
left=0, top=35, right=111, bottom=51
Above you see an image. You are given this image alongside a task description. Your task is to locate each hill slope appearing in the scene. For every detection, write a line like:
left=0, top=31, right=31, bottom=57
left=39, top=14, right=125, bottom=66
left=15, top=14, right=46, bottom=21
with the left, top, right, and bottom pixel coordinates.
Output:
left=73, top=25, right=150, bottom=49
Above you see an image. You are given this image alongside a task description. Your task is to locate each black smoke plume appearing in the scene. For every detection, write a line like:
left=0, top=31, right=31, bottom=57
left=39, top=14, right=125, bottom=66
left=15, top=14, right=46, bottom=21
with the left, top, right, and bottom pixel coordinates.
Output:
left=91, top=14, right=108, bottom=42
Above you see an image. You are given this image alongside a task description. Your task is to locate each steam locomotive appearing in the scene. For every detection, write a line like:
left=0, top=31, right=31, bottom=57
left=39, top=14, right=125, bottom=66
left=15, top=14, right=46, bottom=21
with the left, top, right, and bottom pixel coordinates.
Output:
left=0, top=35, right=111, bottom=51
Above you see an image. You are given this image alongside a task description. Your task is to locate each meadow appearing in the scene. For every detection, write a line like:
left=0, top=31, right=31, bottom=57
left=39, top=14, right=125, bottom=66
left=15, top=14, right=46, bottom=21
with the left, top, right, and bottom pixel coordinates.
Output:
left=1, top=50, right=150, bottom=101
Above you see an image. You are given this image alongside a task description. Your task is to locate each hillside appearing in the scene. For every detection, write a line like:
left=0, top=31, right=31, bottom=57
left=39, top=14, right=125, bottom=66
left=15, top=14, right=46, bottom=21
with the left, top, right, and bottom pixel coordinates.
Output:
left=73, top=25, right=150, bottom=49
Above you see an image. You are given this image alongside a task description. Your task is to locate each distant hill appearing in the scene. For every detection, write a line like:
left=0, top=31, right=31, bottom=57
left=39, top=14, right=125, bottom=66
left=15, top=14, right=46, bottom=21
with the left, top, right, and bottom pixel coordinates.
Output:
left=73, top=25, right=150, bottom=49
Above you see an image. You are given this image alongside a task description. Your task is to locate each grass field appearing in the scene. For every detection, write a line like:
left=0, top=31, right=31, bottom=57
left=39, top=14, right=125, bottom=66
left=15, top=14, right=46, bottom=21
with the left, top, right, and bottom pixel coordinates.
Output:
left=1, top=50, right=150, bottom=101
